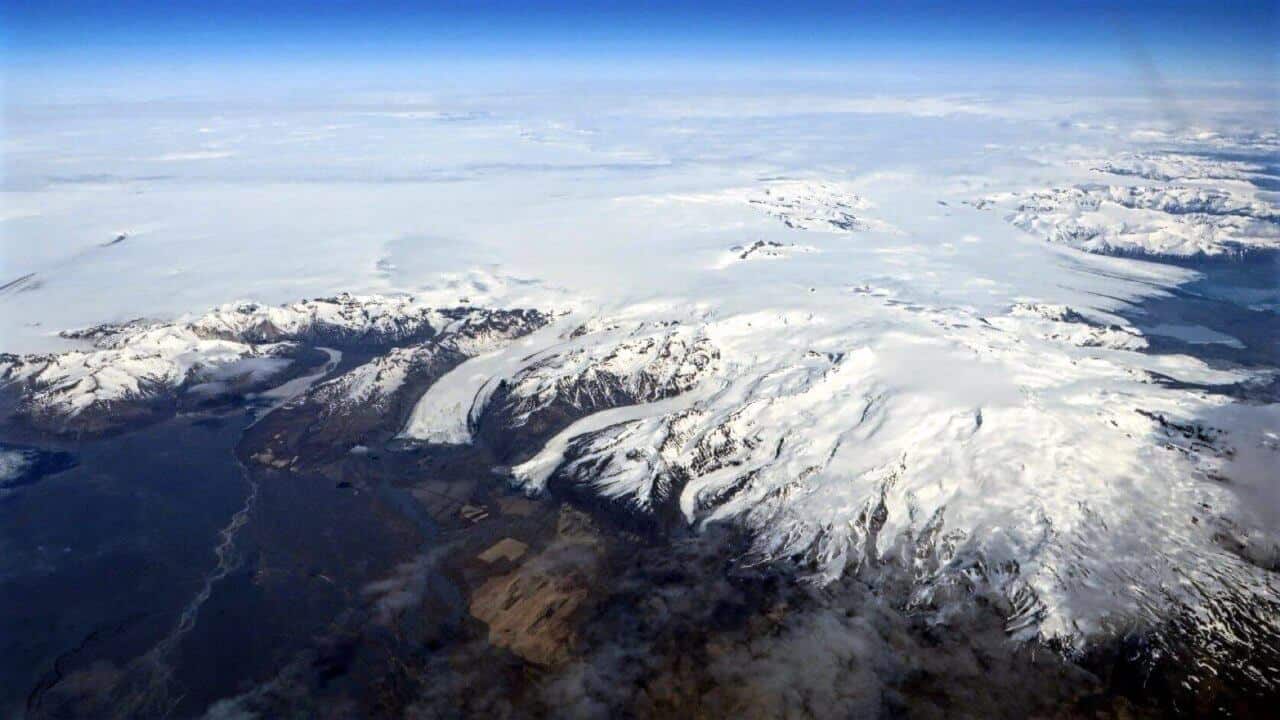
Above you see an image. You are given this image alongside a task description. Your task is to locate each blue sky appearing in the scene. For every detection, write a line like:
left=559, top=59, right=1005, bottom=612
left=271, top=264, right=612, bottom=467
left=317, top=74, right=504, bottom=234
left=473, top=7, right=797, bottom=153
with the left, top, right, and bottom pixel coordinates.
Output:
left=3, top=1, right=1276, bottom=100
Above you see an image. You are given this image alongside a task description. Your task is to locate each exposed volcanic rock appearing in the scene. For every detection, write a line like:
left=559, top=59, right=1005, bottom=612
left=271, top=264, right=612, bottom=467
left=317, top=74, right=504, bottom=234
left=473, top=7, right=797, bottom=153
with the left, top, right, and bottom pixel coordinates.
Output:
left=715, top=240, right=819, bottom=269
left=737, top=240, right=787, bottom=259
left=475, top=324, right=718, bottom=462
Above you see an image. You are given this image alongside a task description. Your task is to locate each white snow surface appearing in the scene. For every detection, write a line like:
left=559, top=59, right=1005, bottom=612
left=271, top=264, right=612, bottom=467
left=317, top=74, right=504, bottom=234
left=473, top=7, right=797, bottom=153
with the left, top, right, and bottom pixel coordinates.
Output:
left=3, top=93, right=1279, bottom=654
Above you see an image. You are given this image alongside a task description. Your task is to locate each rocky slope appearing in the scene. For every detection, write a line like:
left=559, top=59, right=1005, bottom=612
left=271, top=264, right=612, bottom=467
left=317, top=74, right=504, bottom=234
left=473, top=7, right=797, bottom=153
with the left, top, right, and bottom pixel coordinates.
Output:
left=475, top=322, right=718, bottom=462
left=247, top=306, right=549, bottom=466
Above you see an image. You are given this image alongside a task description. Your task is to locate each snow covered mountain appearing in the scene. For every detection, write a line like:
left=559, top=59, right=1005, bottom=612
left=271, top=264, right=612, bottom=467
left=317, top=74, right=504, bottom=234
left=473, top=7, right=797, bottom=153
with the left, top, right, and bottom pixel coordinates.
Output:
left=0, top=294, right=548, bottom=435
left=0, top=323, right=303, bottom=434
left=976, top=184, right=1279, bottom=260
left=468, top=296, right=1276, bottom=652
left=1090, top=152, right=1277, bottom=184
left=637, top=179, right=897, bottom=235
left=974, top=151, right=1280, bottom=261
left=741, top=180, right=885, bottom=232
